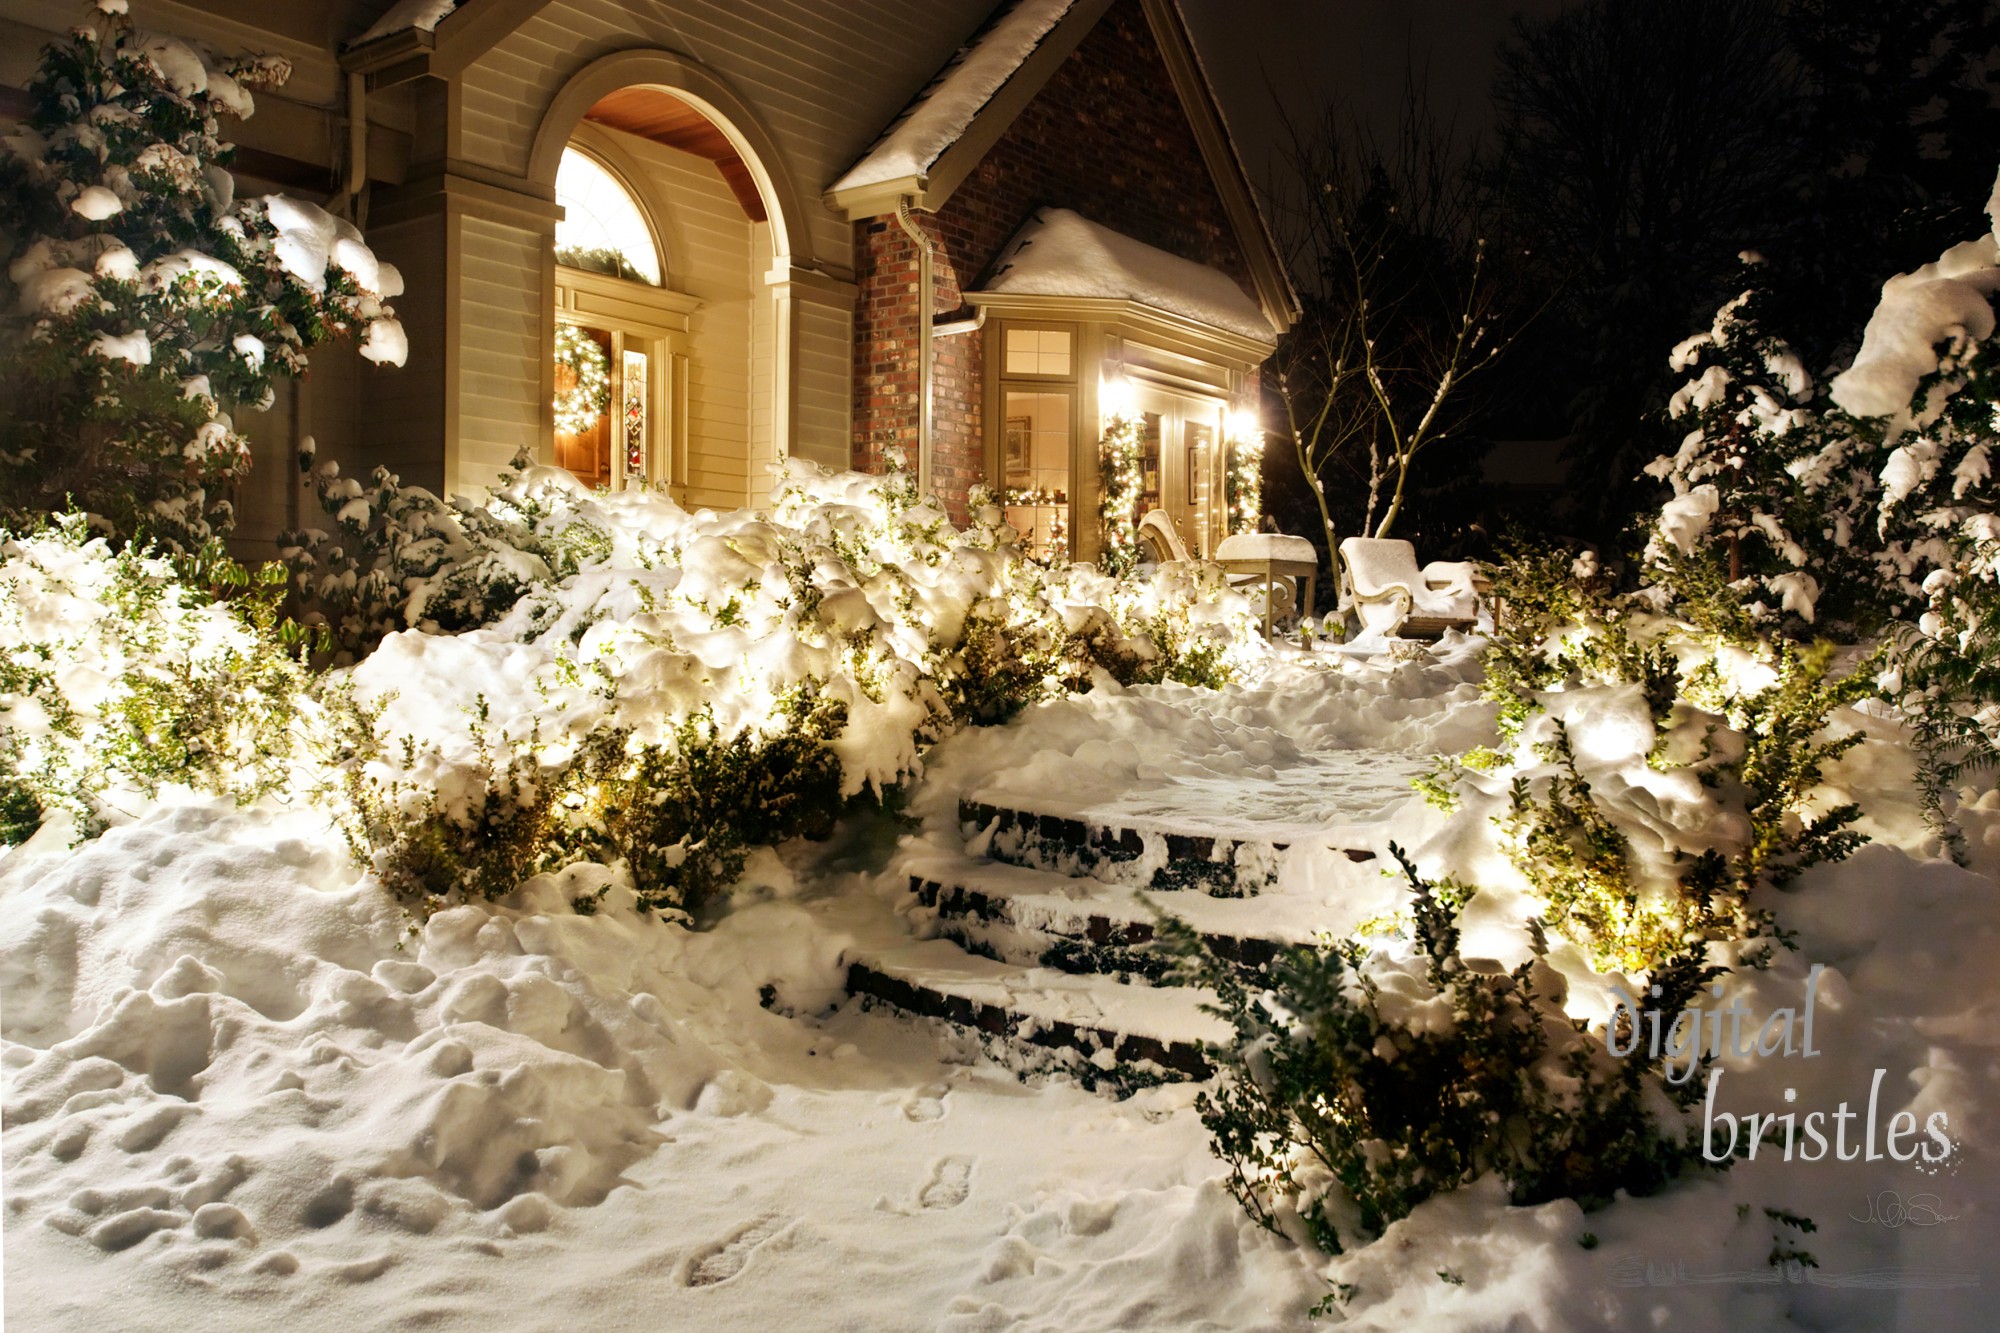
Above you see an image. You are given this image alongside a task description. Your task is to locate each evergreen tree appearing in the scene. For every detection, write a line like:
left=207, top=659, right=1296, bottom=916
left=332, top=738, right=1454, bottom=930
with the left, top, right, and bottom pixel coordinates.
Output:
left=0, top=0, right=405, bottom=550
left=1641, top=260, right=1874, bottom=634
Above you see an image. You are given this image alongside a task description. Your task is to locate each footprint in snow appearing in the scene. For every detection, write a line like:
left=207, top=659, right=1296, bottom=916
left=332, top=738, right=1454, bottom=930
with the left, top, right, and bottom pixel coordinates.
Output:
left=919, top=1156, right=973, bottom=1210
left=902, top=1084, right=949, bottom=1122
left=685, top=1215, right=787, bottom=1287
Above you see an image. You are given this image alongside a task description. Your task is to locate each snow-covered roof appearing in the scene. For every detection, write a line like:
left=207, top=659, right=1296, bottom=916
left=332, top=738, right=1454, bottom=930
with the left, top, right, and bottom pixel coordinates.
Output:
left=827, top=0, right=1079, bottom=195
left=975, top=208, right=1276, bottom=343
left=351, top=0, right=462, bottom=47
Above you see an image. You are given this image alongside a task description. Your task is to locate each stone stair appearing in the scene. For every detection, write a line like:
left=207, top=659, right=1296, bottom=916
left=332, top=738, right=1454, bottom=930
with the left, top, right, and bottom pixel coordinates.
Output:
left=841, top=788, right=1396, bottom=1086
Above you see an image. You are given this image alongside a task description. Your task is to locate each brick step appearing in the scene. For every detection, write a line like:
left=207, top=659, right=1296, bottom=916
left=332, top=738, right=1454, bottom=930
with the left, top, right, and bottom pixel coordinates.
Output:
left=958, top=797, right=1377, bottom=897
left=906, top=855, right=1307, bottom=982
left=843, top=939, right=1228, bottom=1082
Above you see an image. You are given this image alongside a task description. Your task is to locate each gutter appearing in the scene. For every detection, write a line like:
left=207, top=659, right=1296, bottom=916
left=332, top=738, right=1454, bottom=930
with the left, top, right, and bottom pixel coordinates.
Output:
left=932, top=306, right=986, bottom=338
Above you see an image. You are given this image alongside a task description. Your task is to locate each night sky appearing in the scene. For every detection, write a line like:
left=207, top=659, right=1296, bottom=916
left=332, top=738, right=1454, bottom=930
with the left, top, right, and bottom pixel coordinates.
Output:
left=1181, top=0, right=1569, bottom=189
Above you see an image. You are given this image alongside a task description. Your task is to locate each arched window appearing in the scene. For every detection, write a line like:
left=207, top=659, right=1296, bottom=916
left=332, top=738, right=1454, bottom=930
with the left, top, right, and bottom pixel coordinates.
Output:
left=555, top=148, right=662, bottom=286
left=551, top=142, right=695, bottom=493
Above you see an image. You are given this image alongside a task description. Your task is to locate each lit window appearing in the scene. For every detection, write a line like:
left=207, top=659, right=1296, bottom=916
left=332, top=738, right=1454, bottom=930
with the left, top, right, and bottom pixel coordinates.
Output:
left=555, top=148, right=661, bottom=285
left=1001, top=389, right=1071, bottom=561
left=1004, top=327, right=1071, bottom=376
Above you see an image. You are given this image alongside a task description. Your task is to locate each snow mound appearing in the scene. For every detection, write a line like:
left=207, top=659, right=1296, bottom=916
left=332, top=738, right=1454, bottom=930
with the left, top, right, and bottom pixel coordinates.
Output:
left=0, top=800, right=761, bottom=1261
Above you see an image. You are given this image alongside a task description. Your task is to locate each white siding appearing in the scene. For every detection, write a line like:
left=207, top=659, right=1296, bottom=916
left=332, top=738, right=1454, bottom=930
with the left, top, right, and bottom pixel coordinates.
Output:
left=457, top=216, right=546, bottom=494
left=796, top=299, right=853, bottom=470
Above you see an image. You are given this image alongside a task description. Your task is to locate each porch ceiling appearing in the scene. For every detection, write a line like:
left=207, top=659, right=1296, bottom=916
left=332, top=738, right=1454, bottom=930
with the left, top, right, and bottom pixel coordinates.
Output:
left=584, top=88, right=767, bottom=223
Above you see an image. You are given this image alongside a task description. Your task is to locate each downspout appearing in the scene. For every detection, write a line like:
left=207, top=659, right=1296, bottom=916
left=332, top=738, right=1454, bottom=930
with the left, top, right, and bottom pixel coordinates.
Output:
left=343, top=70, right=369, bottom=223
left=893, top=197, right=933, bottom=494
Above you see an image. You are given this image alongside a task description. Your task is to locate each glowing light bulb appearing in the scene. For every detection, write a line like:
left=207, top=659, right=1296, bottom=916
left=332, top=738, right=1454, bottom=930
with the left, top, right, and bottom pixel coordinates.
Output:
left=1101, top=373, right=1136, bottom=422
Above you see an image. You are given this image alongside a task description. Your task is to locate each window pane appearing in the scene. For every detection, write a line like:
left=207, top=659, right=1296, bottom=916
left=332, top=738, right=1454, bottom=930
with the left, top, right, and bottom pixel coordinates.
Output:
left=1003, top=327, right=1071, bottom=376
left=556, top=148, right=662, bottom=285
left=622, top=348, right=649, bottom=482
left=1001, top=389, right=1071, bottom=561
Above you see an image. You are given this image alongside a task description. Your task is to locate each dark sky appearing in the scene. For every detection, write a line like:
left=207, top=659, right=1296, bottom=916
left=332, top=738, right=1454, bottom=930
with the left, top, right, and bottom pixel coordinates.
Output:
left=1180, top=0, right=1571, bottom=193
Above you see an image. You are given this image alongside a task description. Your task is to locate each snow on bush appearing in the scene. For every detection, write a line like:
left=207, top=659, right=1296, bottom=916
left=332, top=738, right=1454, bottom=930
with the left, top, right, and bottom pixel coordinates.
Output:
left=5, top=453, right=1264, bottom=923
left=1820, top=170, right=2000, bottom=832
left=0, top=516, right=326, bottom=844
left=0, top=2, right=405, bottom=550
left=316, top=460, right=1263, bottom=919
left=1170, top=849, right=1707, bottom=1256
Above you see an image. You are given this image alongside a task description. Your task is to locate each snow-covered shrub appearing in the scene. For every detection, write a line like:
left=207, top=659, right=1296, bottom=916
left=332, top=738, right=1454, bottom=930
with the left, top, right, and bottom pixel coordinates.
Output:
left=0, top=515, right=323, bottom=841
left=568, top=713, right=847, bottom=918
left=0, top=2, right=406, bottom=550
left=331, top=702, right=563, bottom=918
left=1449, top=545, right=1871, bottom=973
left=1168, top=849, right=1708, bottom=1252
left=1641, top=263, right=1875, bottom=636
left=311, top=460, right=1263, bottom=918
left=281, top=444, right=602, bottom=659
left=1820, top=180, right=2000, bottom=833
left=1481, top=541, right=1677, bottom=744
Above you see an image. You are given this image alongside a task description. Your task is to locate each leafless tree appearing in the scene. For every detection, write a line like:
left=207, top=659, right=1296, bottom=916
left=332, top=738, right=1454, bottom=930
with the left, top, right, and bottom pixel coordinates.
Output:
left=1270, top=79, right=1513, bottom=565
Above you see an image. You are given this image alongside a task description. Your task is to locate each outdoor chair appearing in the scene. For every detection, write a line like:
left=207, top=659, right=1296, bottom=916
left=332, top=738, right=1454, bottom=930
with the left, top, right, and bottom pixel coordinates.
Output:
left=1136, top=509, right=1191, bottom=566
left=1337, top=537, right=1481, bottom=639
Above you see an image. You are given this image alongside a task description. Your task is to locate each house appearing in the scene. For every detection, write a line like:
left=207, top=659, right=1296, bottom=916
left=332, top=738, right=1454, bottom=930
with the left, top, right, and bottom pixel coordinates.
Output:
left=0, top=0, right=1296, bottom=562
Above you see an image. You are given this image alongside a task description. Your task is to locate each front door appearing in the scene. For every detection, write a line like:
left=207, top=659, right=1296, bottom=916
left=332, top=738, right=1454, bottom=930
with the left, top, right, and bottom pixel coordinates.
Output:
left=1131, top=385, right=1224, bottom=560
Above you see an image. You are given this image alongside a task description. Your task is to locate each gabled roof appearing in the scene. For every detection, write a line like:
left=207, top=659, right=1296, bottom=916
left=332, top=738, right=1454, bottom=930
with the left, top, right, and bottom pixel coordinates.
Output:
left=978, top=207, right=1275, bottom=344
left=824, top=0, right=1297, bottom=335
left=827, top=0, right=1085, bottom=201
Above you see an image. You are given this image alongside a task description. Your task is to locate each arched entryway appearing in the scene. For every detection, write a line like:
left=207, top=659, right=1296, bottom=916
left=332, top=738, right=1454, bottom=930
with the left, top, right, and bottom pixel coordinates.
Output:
left=530, top=53, right=816, bottom=509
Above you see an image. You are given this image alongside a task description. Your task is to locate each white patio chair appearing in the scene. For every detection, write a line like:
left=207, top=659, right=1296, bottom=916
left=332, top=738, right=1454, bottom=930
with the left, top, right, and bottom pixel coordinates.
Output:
left=1337, top=537, right=1481, bottom=639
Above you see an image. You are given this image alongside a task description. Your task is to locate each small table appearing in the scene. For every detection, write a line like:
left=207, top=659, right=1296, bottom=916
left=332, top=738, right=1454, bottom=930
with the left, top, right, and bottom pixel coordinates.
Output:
left=1215, top=534, right=1320, bottom=637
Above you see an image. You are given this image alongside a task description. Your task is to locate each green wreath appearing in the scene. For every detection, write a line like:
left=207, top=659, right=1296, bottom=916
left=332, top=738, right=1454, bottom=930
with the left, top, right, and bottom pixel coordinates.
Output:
left=553, top=323, right=610, bottom=435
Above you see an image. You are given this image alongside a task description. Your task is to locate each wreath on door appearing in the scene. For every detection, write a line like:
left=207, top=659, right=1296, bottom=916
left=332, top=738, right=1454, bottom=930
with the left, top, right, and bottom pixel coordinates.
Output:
left=553, top=323, right=610, bottom=435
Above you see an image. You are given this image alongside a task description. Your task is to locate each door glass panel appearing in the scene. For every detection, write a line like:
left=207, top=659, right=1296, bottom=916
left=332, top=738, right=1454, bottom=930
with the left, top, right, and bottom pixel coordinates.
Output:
left=1002, top=389, right=1071, bottom=561
left=1139, top=411, right=1163, bottom=516
left=622, top=348, right=649, bottom=482
left=1185, top=420, right=1213, bottom=555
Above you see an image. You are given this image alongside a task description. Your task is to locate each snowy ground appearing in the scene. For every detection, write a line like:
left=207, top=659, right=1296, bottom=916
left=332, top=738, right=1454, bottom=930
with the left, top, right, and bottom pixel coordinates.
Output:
left=4, top=641, right=1999, bottom=1331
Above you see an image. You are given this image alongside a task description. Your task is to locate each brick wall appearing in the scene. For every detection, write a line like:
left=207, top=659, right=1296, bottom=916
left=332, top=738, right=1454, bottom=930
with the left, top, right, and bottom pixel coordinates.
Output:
left=850, top=0, right=1254, bottom=519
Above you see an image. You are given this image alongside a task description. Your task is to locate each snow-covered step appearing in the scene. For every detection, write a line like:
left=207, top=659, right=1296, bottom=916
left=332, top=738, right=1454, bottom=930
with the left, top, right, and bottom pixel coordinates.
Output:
left=843, top=939, right=1228, bottom=1081
left=958, top=797, right=1377, bottom=896
left=904, top=850, right=1311, bottom=981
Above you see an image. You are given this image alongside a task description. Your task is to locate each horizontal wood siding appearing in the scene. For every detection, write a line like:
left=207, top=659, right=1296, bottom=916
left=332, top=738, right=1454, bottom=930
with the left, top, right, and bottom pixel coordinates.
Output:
left=795, top=300, right=852, bottom=471
left=457, top=216, right=544, bottom=495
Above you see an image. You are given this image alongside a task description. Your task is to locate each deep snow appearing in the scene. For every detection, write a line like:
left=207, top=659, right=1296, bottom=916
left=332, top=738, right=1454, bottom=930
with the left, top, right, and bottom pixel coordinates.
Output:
left=4, top=639, right=1998, bottom=1331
